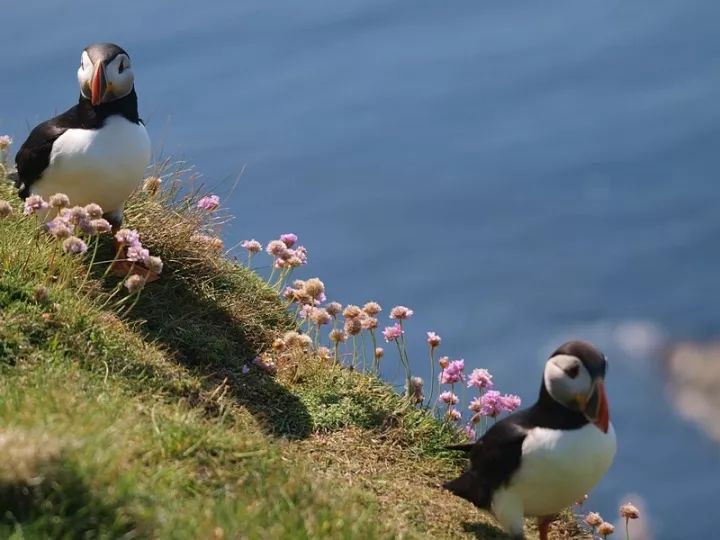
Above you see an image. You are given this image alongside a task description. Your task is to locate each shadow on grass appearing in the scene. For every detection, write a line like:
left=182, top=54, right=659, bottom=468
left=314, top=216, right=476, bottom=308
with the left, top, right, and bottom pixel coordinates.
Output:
left=461, top=520, right=509, bottom=539
left=96, top=239, right=312, bottom=440
left=0, top=461, right=139, bottom=537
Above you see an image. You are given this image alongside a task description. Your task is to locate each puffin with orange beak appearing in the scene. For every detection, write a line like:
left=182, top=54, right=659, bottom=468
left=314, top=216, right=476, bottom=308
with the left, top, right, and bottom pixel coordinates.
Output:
left=444, top=340, right=616, bottom=540
left=14, top=43, right=150, bottom=228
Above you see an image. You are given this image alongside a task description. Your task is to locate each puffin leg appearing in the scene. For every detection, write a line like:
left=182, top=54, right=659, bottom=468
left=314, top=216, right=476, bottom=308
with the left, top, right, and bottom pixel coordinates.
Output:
left=537, top=516, right=554, bottom=540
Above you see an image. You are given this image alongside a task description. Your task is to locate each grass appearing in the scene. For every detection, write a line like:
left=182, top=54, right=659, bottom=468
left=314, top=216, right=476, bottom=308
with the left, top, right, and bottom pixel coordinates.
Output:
left=0, top=163, right=585, bottom=539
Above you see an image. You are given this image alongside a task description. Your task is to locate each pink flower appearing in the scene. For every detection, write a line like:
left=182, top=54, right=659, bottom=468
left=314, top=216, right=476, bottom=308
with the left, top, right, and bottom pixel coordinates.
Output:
left=439, top=359, right=465, bottom=384
left=266, top=240, right=289, bottom=258
left=426, top=331, right=442, bottom=348
left=293, top=245, right=308, bottom=265
left=46, top=217, right=73, bottom=239
left=280, top=233, right=298, bottom=248
left=127, top=243, right=150, bottom=264
left=382, top=323, right=404, bottom=342
left=62, top=236, right=88, bottom=255
left=23, top=195, right=49, bottom=216
left=467, top=368, right=493, bottom=390
left=478, top=390, right=503, bottom=418
left=389, top=305, right=414, bottom=320
left=241, top=239, right=262, bottom=253
left=197, top=194, right=220, bottom=211
left=463, top=425, right=476, bottom=441
left=446, top=408, right=462, bottom=422
left=115, top=229, right=140, bottom=245
left=500, top=394, right=522, bottom=413
left=438, top=391, right=458, bottom=405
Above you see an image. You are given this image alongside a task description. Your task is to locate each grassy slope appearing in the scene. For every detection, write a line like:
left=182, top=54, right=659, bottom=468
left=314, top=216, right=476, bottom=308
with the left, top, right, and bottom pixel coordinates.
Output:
left=0, top=167, right=581, bottom=540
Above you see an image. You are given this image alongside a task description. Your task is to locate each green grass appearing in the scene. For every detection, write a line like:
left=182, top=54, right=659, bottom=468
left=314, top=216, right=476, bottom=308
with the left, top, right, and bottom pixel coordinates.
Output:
left=0, top=165, right=582, bottom=539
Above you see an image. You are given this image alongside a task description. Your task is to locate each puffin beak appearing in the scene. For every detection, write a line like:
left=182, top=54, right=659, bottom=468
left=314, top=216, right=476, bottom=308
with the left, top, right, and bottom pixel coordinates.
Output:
left=90, top=61, right=107, bottom=106
left=584, top=379, right=610, bottom=433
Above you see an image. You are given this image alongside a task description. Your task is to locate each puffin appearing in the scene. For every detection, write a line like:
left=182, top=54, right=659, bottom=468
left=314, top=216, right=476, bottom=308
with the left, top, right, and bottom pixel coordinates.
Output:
left=14, top=42, right=150, bottom=227
left=444, top=340, right=616, bottom=540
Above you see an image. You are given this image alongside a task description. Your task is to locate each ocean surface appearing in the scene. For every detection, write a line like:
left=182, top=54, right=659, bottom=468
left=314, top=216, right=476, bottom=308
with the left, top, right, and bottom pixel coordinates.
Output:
left=2, top=1, right=719, bottom=537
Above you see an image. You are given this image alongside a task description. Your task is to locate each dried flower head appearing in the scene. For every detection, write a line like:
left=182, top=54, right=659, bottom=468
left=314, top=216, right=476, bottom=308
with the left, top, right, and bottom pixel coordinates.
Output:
left=124, top=274, right=146, bottom=294
left=0, top=200, right=12, bottom=218
left=426, top=331, right=442, bottom=348
left=240, top=239, right=262, bottom=254
left=360, top=315, right=378, bottom=330
left=197, top=194, right=220, bottom=211
left=446, top=408, right=462, bottom=422
left=84, top=203, right=103, bottom=219
left=33, top=285, right=49, bottom=304
left=374, top=347, right=384, bottom=359
left=439, top=391, right=459, bottom=405
left=362, top=302, right=382, bottom=316
left=191, top=234, right=224, bottom=251
left=0, top=135, right=12, bottom=150
left=49, top=193, right=70, bottom=209
left=62, top=236, right=88, bottom=255
left=344, top=317, right=362, bottom=336
left=389, top=305, right=414, bottom=320
left=280, top=233, right=298, bottom=248
left=272, top=337, right=286, bottom=352
left=303, top=278, right=325, bottom=299
left=282, top=331, right=303, bottom=348
left=115, top=229, right=140, bottom=245
left=146, top=256, right=164, bottom=274
left=309, top=308, right=332, bottom=326
left=342, top=304, right=361, bottom=319
left=463, top=425, right=476, bottom=441
left=597, top=522, right=614, bottom=537
left=297, top=334, right=313, bottom=350
left=329, top=329, right=346, bottom=344
left=90, top=218, right=112, bottom=234
left=317, top=347, right=332, bottom=362
left=46, top=217, right=73, bottom=239
left=325, top=302, right=343, bottom=317
left=382, top=323, right=403, bottom=342
left=467, top=368, right=493, bottom=390
left=584, top=512, right=603, bottom=528
left=142, top=176, right=162, bottom=194
left=407, top=376, right=424, bottom=404
left=438, top=356, right=449, bottom=369
left=253, top=354, right=277, bottom=375
left=619, top=503, right=640, bottom=520
left=23, top=195, right=49, bottom=216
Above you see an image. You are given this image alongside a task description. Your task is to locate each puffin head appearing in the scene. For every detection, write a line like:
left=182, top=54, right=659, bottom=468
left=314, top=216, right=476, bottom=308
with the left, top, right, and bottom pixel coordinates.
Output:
left=543, top=340, right=610, bottom=433
left=78, top=43, right=134, bottom=106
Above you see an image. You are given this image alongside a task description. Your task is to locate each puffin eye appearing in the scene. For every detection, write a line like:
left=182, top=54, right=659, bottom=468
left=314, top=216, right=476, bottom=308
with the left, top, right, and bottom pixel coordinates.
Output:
left=565, top=365, right=580, bottom=379
left=118, top=61, right=125, bottom=74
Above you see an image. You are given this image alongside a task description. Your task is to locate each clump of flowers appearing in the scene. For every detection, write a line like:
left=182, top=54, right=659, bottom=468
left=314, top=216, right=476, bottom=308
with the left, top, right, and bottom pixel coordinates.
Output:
left=23, top=195, right=49, bottom=216
left=197, top=194, right=220, bottom=211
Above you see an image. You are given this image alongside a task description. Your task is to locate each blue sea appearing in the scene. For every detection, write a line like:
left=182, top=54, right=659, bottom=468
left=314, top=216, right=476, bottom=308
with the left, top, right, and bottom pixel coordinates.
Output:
left=2, top=1, right=719, bottom=537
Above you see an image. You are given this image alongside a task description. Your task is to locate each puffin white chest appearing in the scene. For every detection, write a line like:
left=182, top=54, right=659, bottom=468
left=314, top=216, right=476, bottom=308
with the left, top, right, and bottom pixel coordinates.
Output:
left=495, top=423, right=616, bottom=519
left=35, top=115, right=150, bottom=213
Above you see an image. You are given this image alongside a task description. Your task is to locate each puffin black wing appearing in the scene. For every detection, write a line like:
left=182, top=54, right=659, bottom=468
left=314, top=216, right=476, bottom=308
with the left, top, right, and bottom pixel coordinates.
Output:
left=443, top=418, right=528, bottom=509
left=14, top=104, right=81, bottom=199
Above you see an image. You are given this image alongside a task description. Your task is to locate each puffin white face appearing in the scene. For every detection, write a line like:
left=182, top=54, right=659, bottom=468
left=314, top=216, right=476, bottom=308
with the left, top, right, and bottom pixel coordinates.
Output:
left=543, top=347, right=610, bottom=433
left=78, top=48, right=134, bottom=106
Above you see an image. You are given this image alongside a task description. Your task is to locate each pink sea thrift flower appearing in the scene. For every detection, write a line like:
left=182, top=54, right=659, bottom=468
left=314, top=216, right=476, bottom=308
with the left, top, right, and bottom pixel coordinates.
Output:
left=280, top=233, right=298, bottom=248
left=197, top=194, right=220, bottom=211
left=439, top=359, right=465, bottom=384
left=438, top=391, right=459, bottom=405
left=389, top=305, right=414, bottom=320
left=382, top=323, right=404, bottom=342
left=500, top=393, right=522, bottom=413
left=266, top=240, right=288, bottom=258
left=62, top=236, right=88, bottom=255
left=127, top=243, right=150, bottom=263
left=426, top=331, right=441, bottom=348
left=467, top=368, right=493, bottom=390
left=90, top=218, right=112, bottom=234
left=463, top=425, right=476, bottom=441
left=115, top=229, right=140, bottom=246
left=84, top=203, right=103, bottom=219
left=241, top=239, right=262, bottom=254
left=49, top=193, right=70, bottom=209
left=23, top=195, right=49, bottom=216
left=46, top=217, right=73, bottom=239
left=293, top=245, right=308, bottom=265
left=478, top=390, right=503, bottom=418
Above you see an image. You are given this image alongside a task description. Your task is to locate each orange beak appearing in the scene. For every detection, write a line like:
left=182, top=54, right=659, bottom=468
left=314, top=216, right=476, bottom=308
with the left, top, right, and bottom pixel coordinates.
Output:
left=585, top=380, right=610, bottom=433
left=90, top=62, right=107, bottom=106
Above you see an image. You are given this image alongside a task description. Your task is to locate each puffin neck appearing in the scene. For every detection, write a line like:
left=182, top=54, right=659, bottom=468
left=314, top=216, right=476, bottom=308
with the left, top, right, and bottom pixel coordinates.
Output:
left=77, top=89, right=140, bottom=128
left=530, top=380, right=589, bottom=430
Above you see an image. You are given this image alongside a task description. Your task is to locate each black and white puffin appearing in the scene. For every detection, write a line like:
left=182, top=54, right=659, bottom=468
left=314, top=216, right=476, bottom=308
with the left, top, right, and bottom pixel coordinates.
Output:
left=444, top=340, right=616, bottom=540
left=14, top=42, right=150, bottom=227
